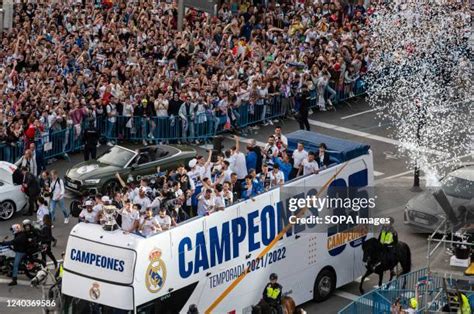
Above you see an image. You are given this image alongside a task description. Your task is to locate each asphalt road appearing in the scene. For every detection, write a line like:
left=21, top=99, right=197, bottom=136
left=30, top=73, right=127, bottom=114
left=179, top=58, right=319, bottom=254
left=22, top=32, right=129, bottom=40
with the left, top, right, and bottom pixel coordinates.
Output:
left=0, top=98, right=472, bottom=314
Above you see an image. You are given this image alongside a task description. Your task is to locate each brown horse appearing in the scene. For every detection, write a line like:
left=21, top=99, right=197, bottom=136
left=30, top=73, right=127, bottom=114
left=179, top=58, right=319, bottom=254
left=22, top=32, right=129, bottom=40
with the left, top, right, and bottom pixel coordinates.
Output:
left=252, top=296, right=299, bottom=314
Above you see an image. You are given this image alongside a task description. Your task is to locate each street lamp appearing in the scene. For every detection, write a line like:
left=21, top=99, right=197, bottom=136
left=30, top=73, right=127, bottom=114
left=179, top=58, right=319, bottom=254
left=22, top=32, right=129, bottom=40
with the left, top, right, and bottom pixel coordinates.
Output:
left=410, top=101, right=423, bottom=192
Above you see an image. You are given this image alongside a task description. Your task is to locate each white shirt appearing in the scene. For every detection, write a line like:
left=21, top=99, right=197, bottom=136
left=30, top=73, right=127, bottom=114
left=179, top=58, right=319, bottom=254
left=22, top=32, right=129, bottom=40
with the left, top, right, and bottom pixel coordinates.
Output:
left=292, top=149, right=308, bottom=169
left=106, top=104, right=117, bottom=123
left=36, top=205, right=49, bottom=225
left=215, top=192, right=226, bottom=210
left=269, top=170, right=285, bottom=187
left=140, top=216, right=160, bottom=237
left=120, top=208, right=139, bottom=232
left=155, top=214, right=172, bottom=230
left=222, top=168, right=233, bottom=182
left=133, top=195, right=151, bottom=213
left=301, top=158, right=319, bottom=176
left=232, top=152, right=247, bottom=180
left=79, top=209, right=99, bottom=223
left=197, top=195, right=216, bottom=216
left=50, top=178, right=65, bottom=201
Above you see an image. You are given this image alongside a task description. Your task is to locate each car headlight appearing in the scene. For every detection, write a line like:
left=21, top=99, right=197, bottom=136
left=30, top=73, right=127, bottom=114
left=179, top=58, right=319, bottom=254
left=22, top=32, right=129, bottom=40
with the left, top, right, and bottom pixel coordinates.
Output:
left=84, top=179, right=101, bottom=184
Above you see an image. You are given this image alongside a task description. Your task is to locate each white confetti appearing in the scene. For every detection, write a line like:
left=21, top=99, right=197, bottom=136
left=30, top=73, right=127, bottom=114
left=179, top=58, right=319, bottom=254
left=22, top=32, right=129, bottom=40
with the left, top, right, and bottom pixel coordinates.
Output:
left=366, top=0, right=472, bottom=182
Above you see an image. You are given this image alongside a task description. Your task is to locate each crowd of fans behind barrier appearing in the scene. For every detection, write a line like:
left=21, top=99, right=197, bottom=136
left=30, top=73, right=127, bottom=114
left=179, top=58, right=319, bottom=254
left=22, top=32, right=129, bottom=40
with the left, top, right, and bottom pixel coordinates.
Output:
left=0, top=0, right=373, bottom=236
left=0, top=0, right=371, bottom=159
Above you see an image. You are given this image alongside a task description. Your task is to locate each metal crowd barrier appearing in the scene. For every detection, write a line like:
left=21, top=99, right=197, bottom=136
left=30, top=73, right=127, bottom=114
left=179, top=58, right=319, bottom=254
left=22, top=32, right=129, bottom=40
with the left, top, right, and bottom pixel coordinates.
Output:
left=0, top=80, right=366, bottom=163
left=338, top=268, right=473, bottom=314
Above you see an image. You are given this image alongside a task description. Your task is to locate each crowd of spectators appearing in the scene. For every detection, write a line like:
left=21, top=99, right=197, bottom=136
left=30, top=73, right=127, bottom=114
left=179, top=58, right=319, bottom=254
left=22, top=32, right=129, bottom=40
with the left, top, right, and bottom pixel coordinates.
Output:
left=0, top=0, right=372, bottom=156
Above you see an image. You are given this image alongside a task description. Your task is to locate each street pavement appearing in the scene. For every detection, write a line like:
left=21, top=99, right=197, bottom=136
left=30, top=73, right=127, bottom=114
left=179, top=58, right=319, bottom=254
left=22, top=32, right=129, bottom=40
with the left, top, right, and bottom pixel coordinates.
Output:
left=0, top=98, right=472, bottom=314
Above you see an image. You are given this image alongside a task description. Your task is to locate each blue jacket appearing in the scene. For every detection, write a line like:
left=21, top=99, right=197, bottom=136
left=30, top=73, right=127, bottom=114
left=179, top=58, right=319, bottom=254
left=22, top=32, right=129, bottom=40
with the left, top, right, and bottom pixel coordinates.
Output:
left=272, top=157, right=292, bottom=182
left=246, top=151, right=257, bottom=172
left=241, top=181, right=259, bottom=200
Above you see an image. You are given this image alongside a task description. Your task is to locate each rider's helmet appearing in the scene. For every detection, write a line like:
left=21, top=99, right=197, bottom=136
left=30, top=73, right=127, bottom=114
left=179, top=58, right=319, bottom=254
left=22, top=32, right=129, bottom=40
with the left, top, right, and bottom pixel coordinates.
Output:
left=10, top=224, right=22, bottom=234
left=389, top=217, right=395, bottom=225
left=270, top=273, right=278, bottom=281
left=22, top=219, right=33, bottom=231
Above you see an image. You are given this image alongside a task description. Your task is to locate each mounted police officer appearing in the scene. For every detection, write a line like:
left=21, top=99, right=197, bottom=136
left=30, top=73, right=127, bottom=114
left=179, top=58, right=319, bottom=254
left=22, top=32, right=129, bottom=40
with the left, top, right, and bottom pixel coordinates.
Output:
left=378, top=217, right=398, bottom=266
left=262, top=273, right=283, bottom=314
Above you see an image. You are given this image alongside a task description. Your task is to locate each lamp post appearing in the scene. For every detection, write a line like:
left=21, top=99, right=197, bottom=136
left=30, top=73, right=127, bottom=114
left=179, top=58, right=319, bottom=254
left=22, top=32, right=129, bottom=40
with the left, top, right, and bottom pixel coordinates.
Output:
left=411, top=101, right=423, bottom=192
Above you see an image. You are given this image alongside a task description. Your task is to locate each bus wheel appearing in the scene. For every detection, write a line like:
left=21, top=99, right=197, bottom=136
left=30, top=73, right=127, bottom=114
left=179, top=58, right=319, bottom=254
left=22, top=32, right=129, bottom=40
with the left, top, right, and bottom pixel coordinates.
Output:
left=313, top=269, right=336, bottom=302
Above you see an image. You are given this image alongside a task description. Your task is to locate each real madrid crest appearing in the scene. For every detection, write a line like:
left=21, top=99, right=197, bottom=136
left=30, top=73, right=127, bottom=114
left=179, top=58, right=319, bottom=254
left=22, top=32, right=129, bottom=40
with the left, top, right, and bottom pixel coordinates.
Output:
left=145, top=248, right=167, bottom=293
left=89, top=282, right=101, bottom=300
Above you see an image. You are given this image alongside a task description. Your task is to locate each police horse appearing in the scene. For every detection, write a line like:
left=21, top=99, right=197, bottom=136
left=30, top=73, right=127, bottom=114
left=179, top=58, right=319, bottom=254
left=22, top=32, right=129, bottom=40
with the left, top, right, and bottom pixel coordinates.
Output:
left=251, top=296, right=297, bottom=314
left=359, top=237, right=412, bottom=294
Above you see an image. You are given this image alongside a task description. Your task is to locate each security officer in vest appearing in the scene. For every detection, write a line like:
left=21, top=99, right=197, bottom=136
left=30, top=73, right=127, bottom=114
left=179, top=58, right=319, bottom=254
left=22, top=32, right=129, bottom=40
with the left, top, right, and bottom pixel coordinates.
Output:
left=262, top=273, right=283, bottom=314
left=378, top=217, right=398, bottom=266
left=456, top=291, right=471, bottom=314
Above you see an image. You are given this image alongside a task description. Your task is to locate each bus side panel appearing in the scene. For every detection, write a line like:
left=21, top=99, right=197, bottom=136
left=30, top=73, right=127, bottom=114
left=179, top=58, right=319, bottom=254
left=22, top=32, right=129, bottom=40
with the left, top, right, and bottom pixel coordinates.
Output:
left=131, top=153, right=373, bottom=312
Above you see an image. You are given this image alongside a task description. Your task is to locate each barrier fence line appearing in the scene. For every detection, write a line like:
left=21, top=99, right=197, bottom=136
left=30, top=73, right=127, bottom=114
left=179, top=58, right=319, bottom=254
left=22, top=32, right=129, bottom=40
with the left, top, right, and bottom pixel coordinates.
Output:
left=338, top=268, right=473, bottom=314
left=204, top=162, right=350, bottom=314
left=0, top=81, right=366, bottom=164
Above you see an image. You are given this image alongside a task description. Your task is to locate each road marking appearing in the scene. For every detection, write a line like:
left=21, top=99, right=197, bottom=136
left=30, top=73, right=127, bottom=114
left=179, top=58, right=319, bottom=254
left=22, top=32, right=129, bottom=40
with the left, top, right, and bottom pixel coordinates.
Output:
left=199, top=144, right=213, bottom=150
left=375, top=152, right=473, bottom=184
left=307, top=119, right=447, bottom=157
left=225, top=136, right=267, bottom=147
left=374, top=171, right=385, bottom=177
left=308, top=119, right=399, bottom=145
left=334, top=290, right=359, bottom=301
left=340, top=109, right=377, bottom=120
left=0, top=278, right=31, bottom=286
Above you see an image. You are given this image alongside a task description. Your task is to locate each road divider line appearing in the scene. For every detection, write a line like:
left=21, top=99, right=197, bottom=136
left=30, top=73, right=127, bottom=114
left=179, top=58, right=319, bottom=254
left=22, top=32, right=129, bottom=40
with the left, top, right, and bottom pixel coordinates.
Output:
left=375, top=152, right=473, bottom=184
left=307, top=119, right=448, bottom=157
left=0, top=278, right=31, bottom=286
left=225, top=136, right=267, bottom=148
left=374, top=171, right=385, bottom=177
left=334, top=290, right=360, bottom=301
left=340, top=109, right=377, bottom=120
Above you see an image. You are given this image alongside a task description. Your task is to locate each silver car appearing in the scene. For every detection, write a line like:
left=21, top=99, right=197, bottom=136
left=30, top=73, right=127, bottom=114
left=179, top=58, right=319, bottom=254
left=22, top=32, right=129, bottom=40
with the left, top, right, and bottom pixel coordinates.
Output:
left=404, top=165, right=474, bottom=231
left=0, top=161, right=28, bottom=220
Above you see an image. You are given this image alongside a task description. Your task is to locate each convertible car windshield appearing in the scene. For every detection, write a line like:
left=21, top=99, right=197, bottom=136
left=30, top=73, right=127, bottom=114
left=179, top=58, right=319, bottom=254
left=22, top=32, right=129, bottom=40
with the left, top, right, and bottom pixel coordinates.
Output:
left=97, top=146, right=136, bottom=167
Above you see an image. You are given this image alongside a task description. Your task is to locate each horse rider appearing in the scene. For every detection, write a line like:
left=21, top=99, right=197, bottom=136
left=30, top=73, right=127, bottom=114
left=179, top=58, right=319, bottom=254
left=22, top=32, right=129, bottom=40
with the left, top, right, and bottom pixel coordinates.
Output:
left=262, top=273, right=283, bottom=314
left=378, top=217, right=398, bottom=266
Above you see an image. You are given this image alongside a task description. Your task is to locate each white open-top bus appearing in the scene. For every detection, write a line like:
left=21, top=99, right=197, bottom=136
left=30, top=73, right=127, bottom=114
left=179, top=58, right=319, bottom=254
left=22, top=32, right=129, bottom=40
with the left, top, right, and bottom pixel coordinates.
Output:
left=61, top=130, right=374, bottom=314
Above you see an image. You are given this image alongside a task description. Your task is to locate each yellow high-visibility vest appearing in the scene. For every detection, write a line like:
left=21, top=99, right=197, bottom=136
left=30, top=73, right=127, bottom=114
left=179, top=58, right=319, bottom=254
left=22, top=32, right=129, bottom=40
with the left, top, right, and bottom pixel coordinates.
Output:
left=266, top=286, right=281, bottom=300
left=59, top=264, right=64, bottom=278
left=458, top=293, right=471, bottom=314
left=380, top=230, right=394, bottom=245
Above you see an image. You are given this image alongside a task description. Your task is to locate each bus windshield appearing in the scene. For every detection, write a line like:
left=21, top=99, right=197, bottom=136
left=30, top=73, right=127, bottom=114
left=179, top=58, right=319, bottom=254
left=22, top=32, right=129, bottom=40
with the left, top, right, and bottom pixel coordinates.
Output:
left=63, top=296, right=132, bottom=314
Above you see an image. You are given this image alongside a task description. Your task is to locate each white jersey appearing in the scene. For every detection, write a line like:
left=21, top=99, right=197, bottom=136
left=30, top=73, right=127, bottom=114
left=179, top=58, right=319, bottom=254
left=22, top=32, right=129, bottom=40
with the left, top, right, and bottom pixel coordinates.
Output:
left=292, top=149, right=308, bottom=169
left=269, top=170, right=285, bottom=187
left=140, top=217, right=159, bottom=237
left=155, top=215, right=172, bottom=230
left=120, top=209, right=140, bottom=232
left=36, top=205, right=49, bottom=225
left=301, top=158, right=319, bottom=176
left=79, top=209, right=99, bottom=224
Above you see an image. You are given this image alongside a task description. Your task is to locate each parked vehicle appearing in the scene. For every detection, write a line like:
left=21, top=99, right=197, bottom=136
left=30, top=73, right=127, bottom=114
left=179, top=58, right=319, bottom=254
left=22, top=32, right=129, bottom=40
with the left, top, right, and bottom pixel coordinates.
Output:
left=64, top=145, right=196, bottom=195
left=0, top=161, right=28, bottom=220
left=404, top=164, right=474, bottom=232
